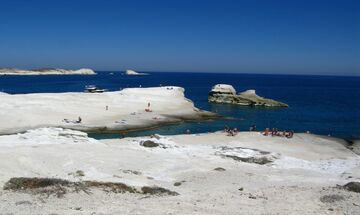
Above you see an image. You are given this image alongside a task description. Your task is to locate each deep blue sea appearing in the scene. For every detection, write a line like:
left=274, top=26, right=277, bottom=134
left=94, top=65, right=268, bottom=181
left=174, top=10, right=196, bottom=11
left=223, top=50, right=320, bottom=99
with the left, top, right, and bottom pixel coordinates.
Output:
left=1, top=72, right=359, bottom=140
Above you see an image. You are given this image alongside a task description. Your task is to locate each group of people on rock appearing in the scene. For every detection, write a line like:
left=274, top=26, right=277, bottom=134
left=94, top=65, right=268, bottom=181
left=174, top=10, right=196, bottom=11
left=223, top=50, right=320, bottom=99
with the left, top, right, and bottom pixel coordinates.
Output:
left=223, top=124, right=294, bottom=138
left=263, top=128, right=294, bottom=138
left=224, top=126, right=239, bottom=136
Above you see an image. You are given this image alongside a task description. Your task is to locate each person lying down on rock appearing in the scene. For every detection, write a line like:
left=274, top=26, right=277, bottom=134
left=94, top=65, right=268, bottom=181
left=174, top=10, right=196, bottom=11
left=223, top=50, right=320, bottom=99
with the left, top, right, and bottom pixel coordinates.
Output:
left=62, top=116, right=82, bottom=124
left=224, top=126, right=239, bottom=136
left=263, top=128, right=294, bottom=138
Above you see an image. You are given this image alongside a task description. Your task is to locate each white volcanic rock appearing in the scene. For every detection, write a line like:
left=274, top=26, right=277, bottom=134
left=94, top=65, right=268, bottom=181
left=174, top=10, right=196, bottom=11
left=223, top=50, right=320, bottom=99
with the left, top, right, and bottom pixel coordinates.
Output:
left=0, top=86, right=215, bottom=134
left=240, top=89, right=256, bottom=95
left=0, top=131, right=359, bottom=214
left=209, top=84, right=288, bottom=107
left=0, top=127, right=98, bottom=147
left=210, top=84, right=236, bottom=95
left=0, top=68, right=96, bottom=75
left=125, top=70, right=148, bottom=76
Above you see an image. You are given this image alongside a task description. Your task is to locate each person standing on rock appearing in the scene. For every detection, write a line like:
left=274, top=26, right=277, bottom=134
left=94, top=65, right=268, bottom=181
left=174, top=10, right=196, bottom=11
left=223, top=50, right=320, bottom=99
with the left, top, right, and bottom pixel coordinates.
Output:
left=250, top=124, right=256, bottom=131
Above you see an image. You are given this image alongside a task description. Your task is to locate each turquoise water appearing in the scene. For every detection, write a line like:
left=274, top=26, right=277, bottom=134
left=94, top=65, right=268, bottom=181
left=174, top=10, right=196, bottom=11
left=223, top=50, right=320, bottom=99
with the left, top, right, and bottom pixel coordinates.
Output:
left=0, top=72, right=359, bottom=139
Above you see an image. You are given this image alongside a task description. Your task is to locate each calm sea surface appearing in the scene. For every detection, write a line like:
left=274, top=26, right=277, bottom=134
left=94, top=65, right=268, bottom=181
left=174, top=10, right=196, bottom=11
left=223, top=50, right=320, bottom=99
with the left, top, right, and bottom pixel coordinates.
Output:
left=1, top=72, right=359, bottom=140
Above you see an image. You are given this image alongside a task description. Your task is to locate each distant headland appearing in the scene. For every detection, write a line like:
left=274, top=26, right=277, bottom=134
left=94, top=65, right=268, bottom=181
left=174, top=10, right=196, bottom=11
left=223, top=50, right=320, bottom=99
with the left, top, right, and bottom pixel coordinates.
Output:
left=0, top=68, right=96, bottom=75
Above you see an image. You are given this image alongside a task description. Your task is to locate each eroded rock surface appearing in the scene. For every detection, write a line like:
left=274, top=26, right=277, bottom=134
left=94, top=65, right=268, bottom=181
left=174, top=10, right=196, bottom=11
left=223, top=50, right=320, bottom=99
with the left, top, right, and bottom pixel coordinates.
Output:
left=3, top=177, right=178, bottom=197
left=215, top=146, right=280, bottom=165
left=209, top=84, right=288, bottom=107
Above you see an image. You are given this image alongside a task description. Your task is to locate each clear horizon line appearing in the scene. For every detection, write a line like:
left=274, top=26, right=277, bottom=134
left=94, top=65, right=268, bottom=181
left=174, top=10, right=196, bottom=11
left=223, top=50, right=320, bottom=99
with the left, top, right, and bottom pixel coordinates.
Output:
left=96, top=70, right=360, bottom=77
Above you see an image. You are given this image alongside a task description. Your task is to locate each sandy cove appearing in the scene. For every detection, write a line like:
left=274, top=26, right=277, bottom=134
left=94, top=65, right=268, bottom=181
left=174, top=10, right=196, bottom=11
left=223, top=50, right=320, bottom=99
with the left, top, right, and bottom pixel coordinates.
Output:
left=0, top=128, right=359, bottom=214
left=0, top=86, right=216, bottom=135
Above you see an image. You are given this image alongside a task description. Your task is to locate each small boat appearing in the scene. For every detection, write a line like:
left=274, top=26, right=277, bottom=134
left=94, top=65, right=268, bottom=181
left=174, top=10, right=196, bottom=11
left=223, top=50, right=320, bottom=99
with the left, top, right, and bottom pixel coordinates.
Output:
left=84, top=85, right=107, bottom=93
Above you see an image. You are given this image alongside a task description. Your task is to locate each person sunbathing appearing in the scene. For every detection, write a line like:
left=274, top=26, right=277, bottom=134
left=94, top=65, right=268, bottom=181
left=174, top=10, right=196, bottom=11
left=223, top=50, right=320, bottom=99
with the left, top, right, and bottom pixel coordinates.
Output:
left=232, top=128, right=238, bottom=136
left=288, top=130, right=294, bottom=138
left=63, top=117, right=81, bottom=124
left=272, top=128, right=279, bottom=136
left=227, top=130, right=234, bottom=136
left=263, top=128, right=270, bottom=136
left=271, top=128, right=276, bottom=136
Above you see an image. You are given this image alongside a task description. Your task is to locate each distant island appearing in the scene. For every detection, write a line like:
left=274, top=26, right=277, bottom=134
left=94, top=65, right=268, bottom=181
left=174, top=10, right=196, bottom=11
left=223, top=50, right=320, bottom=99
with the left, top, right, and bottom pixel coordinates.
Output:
left=0, top=68, right=96, bottom=75
left=125, top=69, right=148, bottom=76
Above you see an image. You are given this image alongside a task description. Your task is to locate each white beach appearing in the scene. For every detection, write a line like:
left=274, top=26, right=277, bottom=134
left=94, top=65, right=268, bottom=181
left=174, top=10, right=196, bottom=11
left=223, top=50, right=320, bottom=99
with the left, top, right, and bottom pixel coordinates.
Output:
left=0, top=128, right=359, bottom=214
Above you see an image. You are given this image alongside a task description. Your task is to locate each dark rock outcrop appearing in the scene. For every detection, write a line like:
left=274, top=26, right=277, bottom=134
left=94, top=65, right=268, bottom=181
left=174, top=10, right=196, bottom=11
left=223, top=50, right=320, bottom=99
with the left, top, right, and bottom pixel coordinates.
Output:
left=213, top=167, right=226, bottom=171
left=320, top=194, right=345, bottom=203
left=343, top=182, right=360, bottom=193
left=4, top=177, right=178, bottom=197
left=141, top=140, right=159, bottom=148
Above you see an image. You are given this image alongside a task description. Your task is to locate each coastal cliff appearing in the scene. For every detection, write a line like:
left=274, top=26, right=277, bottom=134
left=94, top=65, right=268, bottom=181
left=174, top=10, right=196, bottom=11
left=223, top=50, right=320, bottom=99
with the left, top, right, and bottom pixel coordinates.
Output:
left=0, top=68, right=96, bottom=75
left=209, top=84, right=288, bottom=107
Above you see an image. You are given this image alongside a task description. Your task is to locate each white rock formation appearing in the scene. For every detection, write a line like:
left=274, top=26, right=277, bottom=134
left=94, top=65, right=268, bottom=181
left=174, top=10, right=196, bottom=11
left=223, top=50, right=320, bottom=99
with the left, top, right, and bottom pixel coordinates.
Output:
left=125, top=70, right=148, bottom=76
left=0, top=86, right=214, bottom=134
left=240, top=89, right=256, bottom=95
left=0, top=68, right=96, bottom=75
left=210, top=84, right=236, bottom=95
left=0, top=131, right=359, bottom=214
left=0, top=127, right=98, bottom=147
left=209, top=84, right=288, bottom=107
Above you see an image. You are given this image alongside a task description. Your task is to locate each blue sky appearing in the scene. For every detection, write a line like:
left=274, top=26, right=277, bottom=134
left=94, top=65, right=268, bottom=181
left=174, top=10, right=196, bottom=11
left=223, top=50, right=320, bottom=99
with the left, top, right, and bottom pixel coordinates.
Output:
left=0, top=0, right=359, bottom=75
